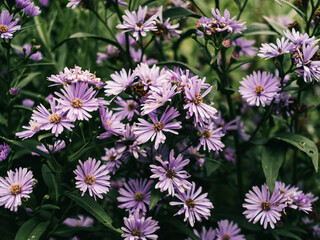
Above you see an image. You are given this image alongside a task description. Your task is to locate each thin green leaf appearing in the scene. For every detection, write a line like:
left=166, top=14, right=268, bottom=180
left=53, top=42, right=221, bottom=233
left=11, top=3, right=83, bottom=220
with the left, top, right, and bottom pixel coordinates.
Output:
left=163, top=7, right=201, bottom=20
left=0, top=113, right=8, bottom=127
left=41, top=164, right=59, bottom=201
left=273, top=132, right=319, bottom=172
left=15, top=217, right=49, bottom=240
left=34, top=16, right=50, bottom=50
left=241, top=23, right=278, bottom=36
left=156, top=61, right=203, bottom=77
left=38, top=133, right=54, bottom=142
left=166, top=219, right=201, bottom=240
left=17, top=72, right=40, bottom=88
left=274, top=229, right=302, bottom=240
left=149, top=188, right=162, bottom=211
left=66, top=191, right=123, bottom=234
left=234, top=0, right=241, bottom=9
left=261, top=143, right=287, bottom=191
left=275, top=0, right=306, bottom=21
left=205, top=159, right=221, bottom=176
left=263, top=16, right=287, bottom=35
left=40, top=204, right=60, bottom=210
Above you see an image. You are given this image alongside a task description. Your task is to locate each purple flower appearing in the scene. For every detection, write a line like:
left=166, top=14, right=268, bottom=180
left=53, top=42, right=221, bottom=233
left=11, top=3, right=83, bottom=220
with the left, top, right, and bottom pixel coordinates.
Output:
left=274, top=92, right=293, bottom=116
left=16, top=120, right=41, bottom=140
left=16, top=0, right=31, bottom=8
left=117, top=178, right=153, bottom=213
left=74, top=157, right=111, bottom=200
left=39, top=0, right=49, bottom=7
left=22, top=99, right=35, bottom=108
left=31, top=101, right=74, bottom=137
left=239, top=71, right=281, bottom=107
left=23, top=2, right=41, bottom=16
left=130, top=47, right=158, bottom=64
left=55, top=82, right=99, bottom=121
left=67, top=0, right=81, bottom=9
left=197, top=121, right=225, bottom=152
left=101, top=146, right=126, bottom=175
left=32, top=140, right=66, bottom=156
left=141, top=83, right=178, bottom=115
left=0, top=144, right=10, bottom=162
left=184, top=78, right=218, bottom=124
left=121, top=211, right=160, bottom=240
left=232, top=38, right=257, bottom=57
left=258, top=37, right=293, bottom=59
left=104, top=69, right=136, bottom=96
left=224, top=147, right=236, bottom=163
left=186, top=226, right=216, bottom=240
left=134, top=106, right=182, bottom=150
left=98, top=107, right=125, bottom=139
left=284, top=29, right=319, bottom=46
left=0, top=10, right=21, bottom=39
left=114, top=97, right=139, bottom=121
left=294, top=193, right=313, bottom=213
left=295, top=43, right=320, bottom=82
left=213, top=112, right=237, bottom=134
left=243, top=184, right=286, bottom=229
left=10, top=88, right=20, bottom=96
left=215, top=220, right=245, bottom=240
left=0, top=168, right=35, bottom=212
left=96, top=45, right=120, bottom=63
left=116, top=6, right=158, bottom=40
left=16, top=44, right=42, bottom=61
left=170, top=182, right=213, bottom=227
left=63, top=215, right=94, bottom=227
left=150, top=149, right=191, bottom=196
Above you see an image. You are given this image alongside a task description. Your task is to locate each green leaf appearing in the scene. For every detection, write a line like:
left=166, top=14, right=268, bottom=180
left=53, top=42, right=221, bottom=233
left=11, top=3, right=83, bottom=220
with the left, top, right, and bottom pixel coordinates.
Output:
left=16, top=72, right=41, bottom=88
left=15, top=217, right=49, bottom=240
left=241, top=23, right=278, bottom=36
left=41, top=164, right=59, bottom=202
left=66, top=191, right=123, bottom=234
left=156, top=61, right=203, bottom=77
left=261, top=143, right=287, bottom=191
left=167, top=218, right=201, bottom=240
left=34, top=16, right=50, bottom=51
left=273, top=132, right=319, bottom=172
left=263, top=16, right=287, bottom=35
left=233, top=0, right=241, bottom=9
left=0, top=136, right=50, bottom=160
left=53, top=32, right=123, bottom=51
left=275, top=0, right=306, bottom=21
left=38, top=133, right=54, bottom=142
left=273, top=229, right=302, bottom=240
left=40, top=204, right=60, bottom=210
left=0, top=113, right=8, bottom=127
left=149, top=188, right=162, bottom=211
left=163, top=7, right=201, bottom=20
left=205, top=159, right=221, bottom=176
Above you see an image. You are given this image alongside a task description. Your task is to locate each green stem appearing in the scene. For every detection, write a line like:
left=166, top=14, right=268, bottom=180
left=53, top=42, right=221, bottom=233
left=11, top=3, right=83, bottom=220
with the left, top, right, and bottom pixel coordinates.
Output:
left=237, top=0, right=249, bottom=20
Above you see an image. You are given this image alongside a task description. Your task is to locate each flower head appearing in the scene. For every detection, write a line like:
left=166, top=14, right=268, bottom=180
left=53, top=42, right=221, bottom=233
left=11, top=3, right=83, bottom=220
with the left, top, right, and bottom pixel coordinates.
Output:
left=170, top=182, right=213, bottom=227
left=0, top=144, right=10, bottom=162
left=23, top=2, right=41, bottom=16
left=63, top=215, right=94, bottom=227
left=16, top=0, right=31, bottom=8
left=258, top=37, right=293, bottom=59
left=17, top=43, right=42, bottom=61
left=74, top=157, right=111, bottom=200
left=117, top=178, right=153, bottom=213
left=134, top=106, right=182, bottom=150
left=197, top=121, right=225, bottom=152
left=117, top=6, right=158, bottom=40
left=243, top=184, right=286, bottom=229
left=150, top=149, right=191, bottom=196
left=101, top=146, right=126, bottom=175
left=16, top=120, right=41, bottom=140
left=284, top=29, right=319, bottom=46
left=67, top=0, right=81, bottom=9
left=0, top=168, right=35, bottom=212
left=0, top=10, right=21, bottom=39
left=104, top=69, right=136, bottom=96
left=114, top=97, right=139, bottom=121
left=121, top=211, right=160, bottom=240
left=239, top=71, right=281, bottom=107
left=154, top=6, right=182, bottom=39
left=215, top=219, right=245, bottom=240
left=98, top=107, right=125, bottom=139
left=33, top=140, right=66, bottom=156
left=187, top=226, right=216, bottom=240
left=232, top=38, right=257, bottom=57
left=55, top=82, right=99, bottom=121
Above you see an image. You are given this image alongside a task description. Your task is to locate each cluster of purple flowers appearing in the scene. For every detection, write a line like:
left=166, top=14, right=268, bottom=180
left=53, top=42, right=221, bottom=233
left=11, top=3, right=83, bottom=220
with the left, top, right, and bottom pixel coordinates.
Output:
left=258, top=29, right=320, bottom=82
left=15, top=0, right=41, bottom=17
left=243, top=182, right=317, bottom=229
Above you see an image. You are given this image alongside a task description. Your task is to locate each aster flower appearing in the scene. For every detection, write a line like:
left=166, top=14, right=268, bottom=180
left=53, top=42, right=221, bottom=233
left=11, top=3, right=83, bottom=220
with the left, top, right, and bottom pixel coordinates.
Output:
left=274, top=92, right=293, bottom=116
left=121, top=211, right=160, bottom=240
left=0, top=10, right=21, bottom=39
left=22, top=99, right=35, bottom=108
left=170, top=182, right=213, bottom=227
left=141, top=83, right=179, bottom=115
left=154, top=6, right=182, bottom=40
left=0, top=144, right=10, bottom=162
left=294, top=193, right=313, bottom=213
left=184, top=78, right=218, bottom=124
left=224, top=147, right=236, bottom=163
left=134, top=106, right=182, bottom=150
left=117, top=178, right=153, bottom=213
left=150, top=149, right=191, bottom=196
left=239, top=71, right=281, bottom=107
left=23, top=2, right=41, bottom=16
left=258, top=37, right=293, bottom=59
left=197, top=121, right=225, bottom=152
left=67, top=0, right=81, bottom=9
left=130, top=47, right=158, bottom=64
left=295, top=43, right=320, bottom=82
left=284, top=28, right=319, bottom=46
left=113, top=97, right=139, bottom=121
left=243, top=184, right=286, bottom=229
left=104, top=69, right=136, bottom=96
left=74, top=157, right=111, bottom=200
left=96, top=45, right=120, bottom=63
left=98, top=107, right=125, bottom=139
left=16, top=0, right=31, bottom=8
left=16, top=120, right=41, bottom=139
left=232, top=38, right=258, bottom=57
left=32, top=140, right=66, bottom=156
left=10, top=88, right=20, bottom=96
left=0, top=168, right=35, bottom=212
left=101, top=146, right=126, bottom=175
left=31, top=102, right=74, bottom=137
left=186, top=226, right=216, bottom=240
left=169, top=68, right=209, bottom=91
left=16, top=43, right=42, bottom=61
left=63, top=215, right=94, bottom=227
left=213, top=111, right=237, bottom=134
left=116, top=6, right=158, bottom=40
left=39, top=0, right=49, bottom=7
left=55, top=82, right=99, bottom=121
left=215, top=220, right=245, bottom=240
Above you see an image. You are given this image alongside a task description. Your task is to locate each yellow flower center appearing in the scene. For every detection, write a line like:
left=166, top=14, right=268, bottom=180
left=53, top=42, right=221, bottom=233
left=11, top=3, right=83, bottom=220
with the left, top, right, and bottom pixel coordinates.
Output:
left=202, top=130, right=212, bottom=139
left=49, top=113, right=61, bottom=124
left=166, top=169, right=175, bottom=179
left=261, top=201, right=271, bottom=211
left=134, top=192, right=145, bottom=202
left=71, top=98, right=83, bottom=108
left=10, top=184, right=22, bottom=195
left=254, top=85, right=265, bottom=96
left=185, top=198, right=196, bottom=208
left=132, top=229, right=143, bottom=237
left=0, top=25, right=8, bottom=33
left=84, top=174, right=96, bottom=185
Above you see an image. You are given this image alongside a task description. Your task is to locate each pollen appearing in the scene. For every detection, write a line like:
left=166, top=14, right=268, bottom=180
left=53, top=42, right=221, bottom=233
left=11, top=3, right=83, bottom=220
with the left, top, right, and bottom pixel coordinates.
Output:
left=127, top=102, right=136, bottom=111
left=31, top=123, right=40, bottom=131
left=49, top=113, right=61, bottom=124
left=222, top=234, right=231, bottom=240
left=261, top=201, right=271, bottom=211
left=134, top=192, right=145, bottom=202
left=166, top=169, right=175, bottom=179
left=202, top=130, right=212, bottom=139
left=152, top=122, right=164, bottom=132
left=10, top=184, right=22, bottom=195
left=254, top=85, right=265, bottom=96
left=193, top=94, right=203, bottom=106
left=84, top=174, right=96, bottom=185
left=186, top=198, right=196, bottom=208
left=0, top=25, right=8, bottom=33
left=132, top=229, right=143, bottom=237
left=71, top=98, right=83, bottom=108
